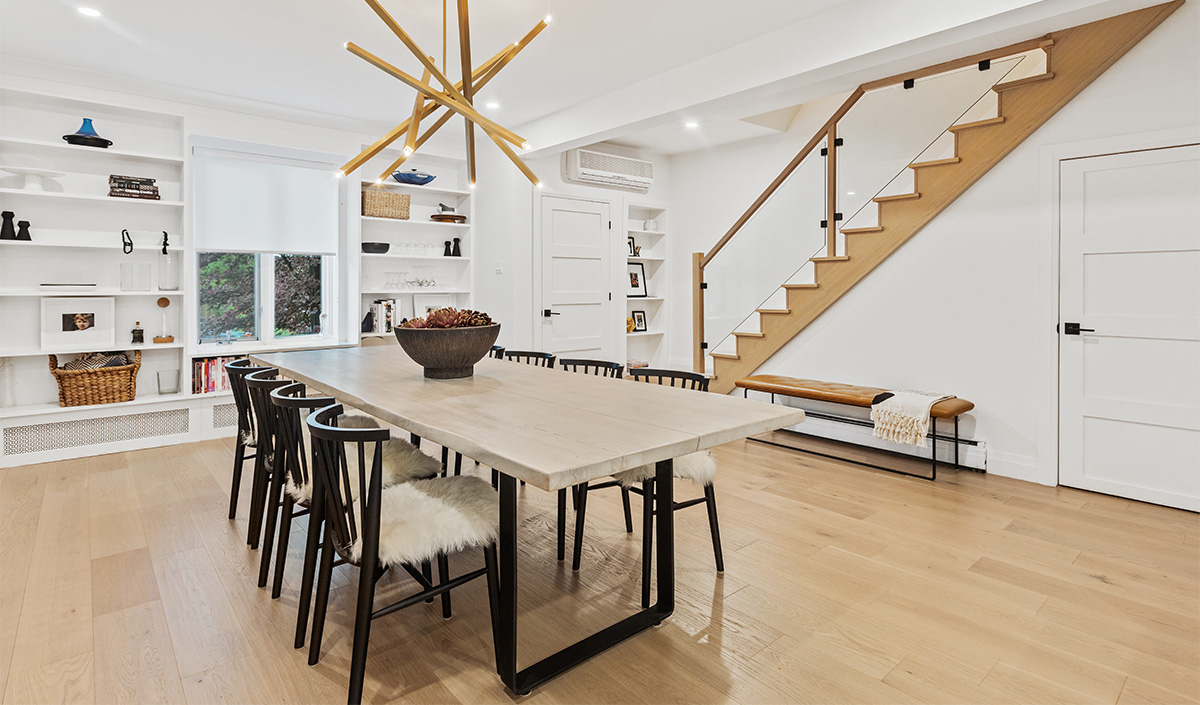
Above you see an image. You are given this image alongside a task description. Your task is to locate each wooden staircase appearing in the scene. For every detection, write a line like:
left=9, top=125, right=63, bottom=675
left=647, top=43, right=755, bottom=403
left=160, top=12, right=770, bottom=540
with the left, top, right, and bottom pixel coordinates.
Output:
left=705, top=1, right=1181, bottom=394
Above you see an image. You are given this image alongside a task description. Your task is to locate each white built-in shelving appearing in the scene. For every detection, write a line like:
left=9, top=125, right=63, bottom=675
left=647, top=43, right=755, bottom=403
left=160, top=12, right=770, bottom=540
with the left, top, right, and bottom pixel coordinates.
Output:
left=623, top=202, right=668, bottom=369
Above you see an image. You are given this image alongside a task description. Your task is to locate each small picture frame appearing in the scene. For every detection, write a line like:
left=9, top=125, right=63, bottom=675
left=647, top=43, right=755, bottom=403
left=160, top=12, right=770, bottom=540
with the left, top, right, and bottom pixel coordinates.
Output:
left=632, top=310, right=647, bottom=332
left=41, top=297, right=116, bottom=351
left=627, top=236, right=636, bottom=257
left=627, top=262, right=648, bottom=298
left=413, top=293, right=453, bottom=316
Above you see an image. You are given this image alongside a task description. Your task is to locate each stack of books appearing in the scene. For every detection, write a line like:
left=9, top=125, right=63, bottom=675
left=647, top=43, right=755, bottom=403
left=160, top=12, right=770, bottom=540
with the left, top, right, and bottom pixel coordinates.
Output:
left=109, top=174, right=160, bottom=200
left=371, top=299, right=398, bottom=333
left=627, top=359, right=650, bottom=370
left=192, top=355, right=245, bottom=394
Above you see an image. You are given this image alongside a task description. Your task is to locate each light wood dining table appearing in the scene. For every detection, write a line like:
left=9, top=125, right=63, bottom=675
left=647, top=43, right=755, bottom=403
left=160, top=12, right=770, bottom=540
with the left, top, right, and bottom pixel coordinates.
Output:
left=252, top=346, right=805, bottom=695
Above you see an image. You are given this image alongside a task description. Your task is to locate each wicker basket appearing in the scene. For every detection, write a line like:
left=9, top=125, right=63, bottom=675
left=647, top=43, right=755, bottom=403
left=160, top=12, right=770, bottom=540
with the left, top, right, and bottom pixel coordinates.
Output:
left=48, top=350, right=141, bottom=407
left=362, top=189, right=410, bottom=219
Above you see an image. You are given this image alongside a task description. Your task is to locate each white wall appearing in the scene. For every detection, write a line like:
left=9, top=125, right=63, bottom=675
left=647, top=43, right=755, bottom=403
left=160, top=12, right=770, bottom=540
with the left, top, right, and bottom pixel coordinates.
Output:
left=666, top=2, right=1200, bottom=482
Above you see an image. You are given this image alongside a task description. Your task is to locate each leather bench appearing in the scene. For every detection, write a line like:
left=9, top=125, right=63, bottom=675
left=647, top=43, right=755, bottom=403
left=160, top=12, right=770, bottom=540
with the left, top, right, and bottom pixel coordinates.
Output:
left=735, top=375, right=975, bottom=480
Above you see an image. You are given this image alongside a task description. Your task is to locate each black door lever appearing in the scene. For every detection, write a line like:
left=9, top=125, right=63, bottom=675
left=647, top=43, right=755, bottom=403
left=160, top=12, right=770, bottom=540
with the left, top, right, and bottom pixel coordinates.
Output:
left=1063, top=322, right=1095, bottom=335
left=543, top=309, right=561, bottom=318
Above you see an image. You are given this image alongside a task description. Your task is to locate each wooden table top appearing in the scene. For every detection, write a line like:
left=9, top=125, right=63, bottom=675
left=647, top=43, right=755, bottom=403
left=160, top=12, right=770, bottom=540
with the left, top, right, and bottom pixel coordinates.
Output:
left=252, top=346, right=805, bottom=491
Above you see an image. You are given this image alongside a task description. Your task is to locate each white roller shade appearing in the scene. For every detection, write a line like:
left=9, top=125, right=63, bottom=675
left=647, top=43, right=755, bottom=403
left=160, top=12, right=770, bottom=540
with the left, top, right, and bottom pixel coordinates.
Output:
left=193, top=144, right=340, bottom=255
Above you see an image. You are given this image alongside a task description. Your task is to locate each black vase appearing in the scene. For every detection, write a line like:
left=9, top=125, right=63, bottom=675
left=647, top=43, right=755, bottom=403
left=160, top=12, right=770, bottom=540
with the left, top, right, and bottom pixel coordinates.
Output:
left=15, top=221, right=31, bottom=241
left=452, top=237, right=461, bottom=257
left=444, top=240, right=453, bottom=257
left=0, top=211, right=15, bottom=241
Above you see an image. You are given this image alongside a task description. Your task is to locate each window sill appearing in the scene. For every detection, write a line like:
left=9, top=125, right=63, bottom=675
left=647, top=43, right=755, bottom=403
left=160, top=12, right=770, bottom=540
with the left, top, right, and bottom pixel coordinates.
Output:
left=190, top=338, right=355, bottom=357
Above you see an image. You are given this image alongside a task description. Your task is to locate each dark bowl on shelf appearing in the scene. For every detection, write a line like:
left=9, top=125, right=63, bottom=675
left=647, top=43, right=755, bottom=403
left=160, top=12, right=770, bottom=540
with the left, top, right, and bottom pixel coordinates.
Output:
left=63, top=134, right=112, bottom=148
left=361, top=242, right=390, bottom=254
left=391, top=169, right=436, bottom=186
left=394, top=323, right=500, bottom=379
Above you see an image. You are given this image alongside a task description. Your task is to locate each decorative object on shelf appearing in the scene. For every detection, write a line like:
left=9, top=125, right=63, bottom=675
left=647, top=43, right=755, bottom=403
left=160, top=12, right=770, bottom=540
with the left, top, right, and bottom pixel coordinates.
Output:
left=361, top=309, right=375, bottom=333
left=633, top=245, right=641, bottom=256
left=394, top=308, right=500, bottom=379
left=62, top=118, right=113, bottom=148
left=158, top=232, right=180, bottom=291
left=443, top=240, right=453, bottom=257
left=438, top=202, right=456, bottom=213
left=626, top=317, right=635, bottom=333
left=361, top=241, right=390, bottom=254
left=452, top=237, right=461, bottom=257
left=413, top=293, right=453, bottom=316
left=15, top=221, right=31, bottom=241
left=121, top=228, right=134, bottom=254
left=120, top=263, right=151, bottom=291
left=0, top=211, right=15, bottom=241
left=131, top=321, right=144, bottom=344
left=153, top=296, right=174, bottom=343
left=49, top=350, right=141, bottom=407
left=644, top=218, right=658, bottom=232
left=632, top=310, right=647, bottom=332
left=0, top=165, right=65, bottom=192
left=338, top=0, right=550, bottom=188
left=157, top=369, right=180, bottom=395
left=109, top=174, right=160, bottom=200
left=430, top=212, right=467, bottom=224
left=362, top=188, right=411, bottom=219
left=627, top=262, right=648, bottom=298
left=627, top=236, right=636, bottom=257
left=41, top=297, right=115, bottom=351
left=390, top=169, right=436, bottom=186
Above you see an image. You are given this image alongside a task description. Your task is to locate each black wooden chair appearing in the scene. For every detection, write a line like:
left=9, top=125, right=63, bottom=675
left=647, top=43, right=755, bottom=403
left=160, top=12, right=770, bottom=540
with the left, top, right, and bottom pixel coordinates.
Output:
left=244, top=368, right=290, bottom=552
left=503, top=350, right=556, bottom=367
left=576, top=369, right=725, bottom=608
left=559, top=358, right=624, bottom=378
left=306, top=404, right=500, bottom=705
left=489, top=345, right=506, bottom=359
left=225, top=358, right=267, bottom=521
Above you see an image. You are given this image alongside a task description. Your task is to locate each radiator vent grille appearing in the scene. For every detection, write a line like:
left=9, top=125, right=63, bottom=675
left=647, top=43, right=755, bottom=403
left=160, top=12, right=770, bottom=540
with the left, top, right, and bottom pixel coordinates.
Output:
left=3, top=409, right=189, bottom=456
left=213, top=403, right=238, bottom=429
left=577, top=150, right=654, bottom=179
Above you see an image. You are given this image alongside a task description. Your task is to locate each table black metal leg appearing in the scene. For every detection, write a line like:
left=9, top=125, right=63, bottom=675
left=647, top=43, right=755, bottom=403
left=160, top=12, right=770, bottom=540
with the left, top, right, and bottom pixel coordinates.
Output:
left=493, top=462, right=675, bottom=696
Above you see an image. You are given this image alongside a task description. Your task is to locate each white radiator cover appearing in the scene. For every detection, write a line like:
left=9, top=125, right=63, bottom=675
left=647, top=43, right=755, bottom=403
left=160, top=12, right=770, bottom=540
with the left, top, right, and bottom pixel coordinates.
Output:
left=565, top=149, right=654, bottom=192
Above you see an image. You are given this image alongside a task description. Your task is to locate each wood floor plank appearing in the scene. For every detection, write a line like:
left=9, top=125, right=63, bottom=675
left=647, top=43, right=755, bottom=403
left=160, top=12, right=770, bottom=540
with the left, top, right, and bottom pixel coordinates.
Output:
left=0, top=465, right=47, bottom=700
left=980, top=661, right=1101, bottom=705
left=2, top=652, right=93, bottom=705
left=1117, top=675, right=1199, bottom=704
left=91, top=548, right=160, bottom=618
left=86, top=469, right=148, bottom=560
left=91, top=601, right=185, bottom=705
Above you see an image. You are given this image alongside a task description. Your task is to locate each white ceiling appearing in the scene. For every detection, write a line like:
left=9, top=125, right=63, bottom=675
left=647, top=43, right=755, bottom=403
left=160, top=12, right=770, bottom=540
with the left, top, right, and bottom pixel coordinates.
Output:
left=0, top=0, right=1168, bottom=156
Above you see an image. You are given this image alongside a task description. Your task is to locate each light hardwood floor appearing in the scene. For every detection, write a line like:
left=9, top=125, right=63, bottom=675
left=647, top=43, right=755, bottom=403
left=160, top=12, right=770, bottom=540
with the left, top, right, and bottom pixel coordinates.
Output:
left=1, top=433, right=1197, bottom=704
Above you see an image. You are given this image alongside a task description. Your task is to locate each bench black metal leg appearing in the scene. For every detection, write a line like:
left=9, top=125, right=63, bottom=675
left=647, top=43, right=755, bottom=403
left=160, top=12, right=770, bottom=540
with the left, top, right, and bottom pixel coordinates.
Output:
left=930, top=416, right=937, bottom=482
left=703, top=483, right=724, bottom=573
left=954, top=416, right=960, bottom=469
left=620, top=487, right=633, bottom=533
left=556, top=488, right=566, bottom=561
left=572, top=482, right=589, bottom=571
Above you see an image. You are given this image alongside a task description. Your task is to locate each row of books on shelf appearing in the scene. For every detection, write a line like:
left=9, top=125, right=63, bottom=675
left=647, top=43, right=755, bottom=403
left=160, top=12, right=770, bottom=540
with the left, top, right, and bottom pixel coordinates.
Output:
left=192, top=355, right=245, bottom=394
left=369, top=299, right=399, bottom=334
left=109, top=174, right=161, bottom=200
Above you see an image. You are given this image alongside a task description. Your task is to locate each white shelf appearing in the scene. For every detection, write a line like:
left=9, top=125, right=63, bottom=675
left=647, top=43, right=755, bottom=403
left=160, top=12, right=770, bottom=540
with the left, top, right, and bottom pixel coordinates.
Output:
left=0, top=288, right=183, bottom=297
left=0, top=187, right=184, bottom=208
left=361, top=332, right=390, bottom=338
left=628, top=296, right=665, bottom=302
left=361, top=289, right=470, bottom=295
left=361, top=253, right=470, bottom=261
left=628, top=256, right=665, bottom=263
left=0, top=136, right=185, bottom=165
left=362, top=216, right=470, bottom=229
left=361, top=181, right=472, bottom=198
left=0, top=390, right=231, bottom=420
left=1, top=341, right=184, bottom=358
left=0, top=240, right=181, bottom=251
left=627, top=331, right=665, bottom=338
left=628, top=229, right=667, bottom=237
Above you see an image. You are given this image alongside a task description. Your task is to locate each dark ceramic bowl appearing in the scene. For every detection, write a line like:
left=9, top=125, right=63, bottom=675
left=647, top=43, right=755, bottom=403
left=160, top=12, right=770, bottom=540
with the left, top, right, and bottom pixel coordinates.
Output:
left=391, top=169, right=436, bottom=186
left=361, top=242, right=390, bottom=254
left=394, top=323, right=500, bottom=379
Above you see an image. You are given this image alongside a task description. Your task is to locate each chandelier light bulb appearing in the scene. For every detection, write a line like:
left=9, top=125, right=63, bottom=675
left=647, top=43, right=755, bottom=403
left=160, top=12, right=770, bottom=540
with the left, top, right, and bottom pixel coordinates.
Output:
left=543, top=15, right=552, bottom=24
left=403, top=145, right=414, bottom=155
left=336, top=170, right=345, bottom=178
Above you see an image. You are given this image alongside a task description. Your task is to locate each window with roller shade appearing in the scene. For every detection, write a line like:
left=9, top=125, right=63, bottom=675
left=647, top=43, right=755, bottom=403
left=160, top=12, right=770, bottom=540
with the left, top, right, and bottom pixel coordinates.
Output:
left=192, top=139, right=341, bottom=344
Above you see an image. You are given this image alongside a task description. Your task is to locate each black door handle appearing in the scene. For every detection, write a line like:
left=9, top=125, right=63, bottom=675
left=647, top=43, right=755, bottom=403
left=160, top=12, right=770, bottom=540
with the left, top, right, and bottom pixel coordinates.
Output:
left=543, top=309, right=560, bottom=318
left=1063, top=322, right=1095, bottom=335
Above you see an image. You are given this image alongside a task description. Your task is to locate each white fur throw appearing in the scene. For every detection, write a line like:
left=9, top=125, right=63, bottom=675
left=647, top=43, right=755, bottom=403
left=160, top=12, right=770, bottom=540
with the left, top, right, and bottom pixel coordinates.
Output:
left=350, top=475, right=498, bottom=566
left=284, top=414, right=440, bottom=504
left=612, top=450, right=718, bottom=488
left=870, top=390, right=953, bottom=447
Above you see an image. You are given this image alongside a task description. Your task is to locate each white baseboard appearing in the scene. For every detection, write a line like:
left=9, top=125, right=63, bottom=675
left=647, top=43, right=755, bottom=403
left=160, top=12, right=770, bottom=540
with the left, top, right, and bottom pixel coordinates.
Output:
left=986, top=451, right=1043, bottom=484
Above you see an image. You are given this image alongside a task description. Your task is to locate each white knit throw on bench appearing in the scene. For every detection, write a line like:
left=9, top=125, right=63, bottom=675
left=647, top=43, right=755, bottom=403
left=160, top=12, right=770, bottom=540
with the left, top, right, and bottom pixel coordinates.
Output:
left=870, top=390, right=954, bottom=447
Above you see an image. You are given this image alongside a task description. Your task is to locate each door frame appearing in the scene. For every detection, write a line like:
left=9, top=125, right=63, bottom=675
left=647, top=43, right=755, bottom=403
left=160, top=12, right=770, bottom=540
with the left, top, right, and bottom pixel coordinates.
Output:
left=1037, top=126, right=1199, bottom=487
left=531, top=190, right=620, bottom=354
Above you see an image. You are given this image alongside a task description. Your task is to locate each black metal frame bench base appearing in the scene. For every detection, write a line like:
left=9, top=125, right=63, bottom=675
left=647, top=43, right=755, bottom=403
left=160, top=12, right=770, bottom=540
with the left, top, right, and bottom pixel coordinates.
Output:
left=744, top=389, right=981, bottom=481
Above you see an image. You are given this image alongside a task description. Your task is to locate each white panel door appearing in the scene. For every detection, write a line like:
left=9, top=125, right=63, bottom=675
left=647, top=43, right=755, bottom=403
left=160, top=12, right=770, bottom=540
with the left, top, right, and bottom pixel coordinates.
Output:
left=540, top=196, right=611, bottom=359
left=1059, top=145, right=1200, bottom=511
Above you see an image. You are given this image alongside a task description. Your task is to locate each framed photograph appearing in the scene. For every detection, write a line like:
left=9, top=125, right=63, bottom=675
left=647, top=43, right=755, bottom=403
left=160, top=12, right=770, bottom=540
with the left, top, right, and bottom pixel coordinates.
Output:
left=627, top=262, right=648, bottom=298
left=627, top=236, right=637, bottom=257
left=632, top=310, right=647, bottom=332
left=413, top=293, right=454, bottom=317
left=41, top=297, right=115, bottom=351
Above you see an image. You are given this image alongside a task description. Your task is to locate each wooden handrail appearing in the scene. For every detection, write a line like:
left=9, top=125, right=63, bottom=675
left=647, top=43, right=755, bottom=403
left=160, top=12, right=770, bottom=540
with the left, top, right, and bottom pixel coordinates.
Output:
left=700, top=33, right=1054, bottom=270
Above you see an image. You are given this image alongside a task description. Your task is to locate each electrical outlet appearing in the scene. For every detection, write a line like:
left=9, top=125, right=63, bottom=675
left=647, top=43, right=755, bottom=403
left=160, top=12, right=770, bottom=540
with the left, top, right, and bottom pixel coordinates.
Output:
left=495, top=260, right=504, bottom=274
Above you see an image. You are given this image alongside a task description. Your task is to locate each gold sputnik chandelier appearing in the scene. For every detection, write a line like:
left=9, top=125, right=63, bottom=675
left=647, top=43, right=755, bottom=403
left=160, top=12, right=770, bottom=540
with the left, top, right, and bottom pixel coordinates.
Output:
left=339, top=0, right=549, bottom=187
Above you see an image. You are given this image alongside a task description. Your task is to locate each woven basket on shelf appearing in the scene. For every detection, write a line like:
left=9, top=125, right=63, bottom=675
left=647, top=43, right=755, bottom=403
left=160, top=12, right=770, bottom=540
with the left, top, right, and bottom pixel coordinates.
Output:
left=48, top=350, right=141, bottom=407
left=362, top=189, right=410, bottom=219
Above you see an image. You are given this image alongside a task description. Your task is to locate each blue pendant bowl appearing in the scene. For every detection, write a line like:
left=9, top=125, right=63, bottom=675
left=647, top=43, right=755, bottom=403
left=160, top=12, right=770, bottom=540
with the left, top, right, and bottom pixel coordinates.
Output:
left=391, top=169, right=436, bottom=186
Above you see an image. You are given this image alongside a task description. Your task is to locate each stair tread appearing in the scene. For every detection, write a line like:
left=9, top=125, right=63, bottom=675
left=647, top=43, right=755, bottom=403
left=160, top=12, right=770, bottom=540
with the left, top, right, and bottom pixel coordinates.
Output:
left=811, top=256, right=850, bottom=262
left=756, top=308, right=791, bottom=314
left=732, top=331, right=765, bottom=338
left=710, top=352, right=740, bottom=360
left=840, top=226, right=884, bottom=234
left=782, top=283, right=819, bottom=289
left=873, top=192, right=921, bottom=203
left=909, top=157, right=961, bottom=169
left=993, top=72, right=1055, bottom=91
left=948, top=116, right=1006, bottom=132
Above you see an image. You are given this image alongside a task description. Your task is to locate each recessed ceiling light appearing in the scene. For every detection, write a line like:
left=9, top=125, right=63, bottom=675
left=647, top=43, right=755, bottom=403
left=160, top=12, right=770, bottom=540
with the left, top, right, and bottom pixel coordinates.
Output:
left=685, top=121, right=699, bottom=129
left=485, top=102, right=500, bottom=110
left=77, top=7, right=102, bottom=16
left=846, top=191, right=855, bottom=195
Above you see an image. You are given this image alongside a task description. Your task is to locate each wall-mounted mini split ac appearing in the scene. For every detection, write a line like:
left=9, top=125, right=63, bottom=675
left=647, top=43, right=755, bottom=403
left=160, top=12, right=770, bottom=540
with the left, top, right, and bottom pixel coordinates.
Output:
left=565, top=149, right=654, bottom=193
